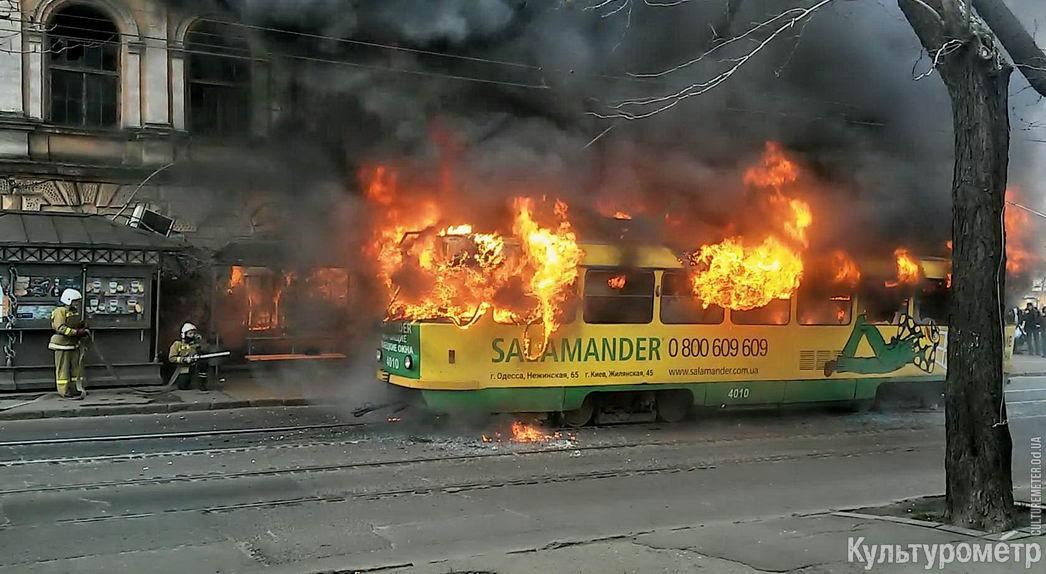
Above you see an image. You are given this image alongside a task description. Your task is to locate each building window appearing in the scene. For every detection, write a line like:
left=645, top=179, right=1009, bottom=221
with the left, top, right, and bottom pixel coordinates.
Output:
left=583, top=269, right=654, bottom=324
left=659, top=270, right=724, bottom=324
left=730, top=298, right=791, bottom=326
left=186, top=20, right=252, bottom=136
left=47, top=5, right=120, bottom=128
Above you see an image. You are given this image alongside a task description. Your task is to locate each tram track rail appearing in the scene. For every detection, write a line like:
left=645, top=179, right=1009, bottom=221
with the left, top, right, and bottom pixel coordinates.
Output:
left=0, top=421, right=366, bottom=448
left=0, top=432, right=938, bottom=496
left=0, top=415, right=940, bottom=469
left=38, top=442, right=935, bottom=526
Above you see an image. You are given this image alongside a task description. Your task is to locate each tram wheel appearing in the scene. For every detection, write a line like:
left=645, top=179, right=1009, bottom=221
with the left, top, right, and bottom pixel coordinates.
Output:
left=656, top=390, right=692, bottom=423
left=561, top=395, right=595, bottom=428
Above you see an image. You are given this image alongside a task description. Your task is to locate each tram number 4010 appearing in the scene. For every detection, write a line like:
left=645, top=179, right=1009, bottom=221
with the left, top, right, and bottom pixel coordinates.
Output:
left=726, top=387, right=751, bottom=399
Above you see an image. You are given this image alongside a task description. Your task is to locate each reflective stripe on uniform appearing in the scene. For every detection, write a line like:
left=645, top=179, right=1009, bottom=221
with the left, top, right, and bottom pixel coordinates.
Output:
left=48, top=343, right=77, bottom=351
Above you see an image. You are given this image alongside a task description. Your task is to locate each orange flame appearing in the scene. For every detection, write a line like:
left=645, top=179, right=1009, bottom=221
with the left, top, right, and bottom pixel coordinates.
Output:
left=510, top=420, right=550, bottom=442
left=228, top=266, right=245, bottom=294
left=744, top=141, right=799, bottom=189
left=612, top=211, right=632, bottom=220
left=831, top=250, right=861, bottom=286
left=690, top=237, right=804, bottom=310
left=480, top=421, right=566, bottom=444
left=783, top=198, right=813, bottom=247
left=1005, top=188, right=1034, bottom=276
left=513, top=198, right=583, bottom=359
left=886, top=248, right=920, bottom=287
left=688, top=142, right=811, bottom=310
left=607, top=274, right=627, bottom=289
left=363, top=165, right=581, bottom=357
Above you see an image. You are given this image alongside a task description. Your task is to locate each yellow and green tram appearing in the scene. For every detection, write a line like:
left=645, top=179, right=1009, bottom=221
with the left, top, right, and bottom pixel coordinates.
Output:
left=377, top=243, right=1014, bottom=425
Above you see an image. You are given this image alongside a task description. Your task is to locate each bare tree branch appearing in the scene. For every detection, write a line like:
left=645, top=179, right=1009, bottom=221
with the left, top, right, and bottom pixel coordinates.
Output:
left=590, top=0, right=835, bottom=120
left=972, top=0, right=1046, bottom=97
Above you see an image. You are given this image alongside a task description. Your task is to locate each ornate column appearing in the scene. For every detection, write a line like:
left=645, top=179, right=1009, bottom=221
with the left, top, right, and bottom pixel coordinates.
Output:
left=0, top=12, right=23, bottom=114
left=169, top=41, right=186, bottom=131
left=123, top=40, right=143, bottom=128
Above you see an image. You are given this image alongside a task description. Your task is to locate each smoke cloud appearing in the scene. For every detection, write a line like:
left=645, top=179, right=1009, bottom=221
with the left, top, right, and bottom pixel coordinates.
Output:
left=167, top=0, right=1046, bottom=302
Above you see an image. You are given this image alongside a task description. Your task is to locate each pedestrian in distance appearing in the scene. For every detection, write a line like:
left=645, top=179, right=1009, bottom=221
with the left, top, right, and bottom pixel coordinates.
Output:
left=48, top=288, right=88, bottom=399
left=169, top=322, right=208, bottom=390
left=1013, top=307, right=1026, bottom=354
left=1021, top=302, right=1041, bottom=356
left=1039, top=307, right=1046, bottom=357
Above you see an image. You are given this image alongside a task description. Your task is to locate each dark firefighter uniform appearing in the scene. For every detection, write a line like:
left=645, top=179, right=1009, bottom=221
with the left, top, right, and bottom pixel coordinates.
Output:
left=169, top=337, right=206, bottom=390
left=48, top=304, right=86, bottom=397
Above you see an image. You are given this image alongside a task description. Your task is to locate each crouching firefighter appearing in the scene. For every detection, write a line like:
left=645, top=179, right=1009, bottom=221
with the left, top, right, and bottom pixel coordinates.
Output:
left=169, top=322, right=208, bottom=390
left=49, top=288, right=88, bottom=398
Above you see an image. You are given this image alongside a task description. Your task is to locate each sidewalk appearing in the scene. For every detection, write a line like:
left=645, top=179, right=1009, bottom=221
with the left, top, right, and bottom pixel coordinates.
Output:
left=1012, top=353, right=1046, bottom=376
left=354, top=511, right=1044, bottom=574
left=0, top=371, right=360, bottom=420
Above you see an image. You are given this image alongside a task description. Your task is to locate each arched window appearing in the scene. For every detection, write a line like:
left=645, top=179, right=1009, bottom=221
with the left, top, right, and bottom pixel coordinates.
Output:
left=47, top=4, right=120, bottom=127
left=186, top=21, right=252, bottom=136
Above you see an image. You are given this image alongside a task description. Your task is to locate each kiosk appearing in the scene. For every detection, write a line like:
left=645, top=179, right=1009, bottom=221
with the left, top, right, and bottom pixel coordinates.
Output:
left=0, top=212, right=183, bottom=390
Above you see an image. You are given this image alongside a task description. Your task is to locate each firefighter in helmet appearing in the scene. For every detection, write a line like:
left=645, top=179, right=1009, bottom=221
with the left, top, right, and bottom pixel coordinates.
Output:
left=49, top=288, right=88, bottom=398
left=169, top=322, right=207, bottom=390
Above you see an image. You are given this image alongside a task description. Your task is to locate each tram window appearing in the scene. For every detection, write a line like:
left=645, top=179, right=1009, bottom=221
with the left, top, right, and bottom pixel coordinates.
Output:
left=730, top=298, right=790, bottom=325
left=915, top=279, right=949, bottom=324
left=659, top=271, right=724, bottom=324
left=797, top=289, right=852, bottom=325
left=583, top=269, right=654, bottom=324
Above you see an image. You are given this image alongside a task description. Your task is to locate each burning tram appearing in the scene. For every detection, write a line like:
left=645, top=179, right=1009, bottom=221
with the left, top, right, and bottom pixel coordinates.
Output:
left=377, top=243, right=1015, bottom=426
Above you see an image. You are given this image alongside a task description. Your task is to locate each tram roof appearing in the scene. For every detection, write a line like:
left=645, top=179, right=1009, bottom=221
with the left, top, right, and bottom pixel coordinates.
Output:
left=580, top=243, right=683, bottom=269
left=856, top=256, right=950, bottom=281
left=578, top=242, right=950, bottom=280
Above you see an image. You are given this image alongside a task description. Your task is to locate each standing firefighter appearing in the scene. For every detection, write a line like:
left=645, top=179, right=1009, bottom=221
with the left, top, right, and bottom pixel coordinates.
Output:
left=169, top=322, right=207, bottom=390
left=49, top=288, right=88, bottom=398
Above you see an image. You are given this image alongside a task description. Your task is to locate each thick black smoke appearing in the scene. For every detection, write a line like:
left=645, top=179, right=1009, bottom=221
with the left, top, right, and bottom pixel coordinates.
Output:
left=167, top=0, right=1045, bottom=286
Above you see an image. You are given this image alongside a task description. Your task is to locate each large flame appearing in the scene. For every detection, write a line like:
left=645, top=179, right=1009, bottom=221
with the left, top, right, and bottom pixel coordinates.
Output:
left=831, top=250, right=861, bottom=287
left=690, top=237, right=803, bottom=310
left=743, top=141, right=800, bottom=189
left=687, top=142, right=810, bottom=310
left=1005, top=188, right=1034, bottom=276
left=886, top=248, right=920, bottom=287
left=363, top=165, right=581, bottom=356
left=513, top=198, right=583, bottom=358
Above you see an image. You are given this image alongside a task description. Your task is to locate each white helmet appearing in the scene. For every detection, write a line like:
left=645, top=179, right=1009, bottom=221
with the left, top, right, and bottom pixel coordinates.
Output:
left=60, top=288, right=82, bottom=305
left=181, top=322, right=198, bottom=336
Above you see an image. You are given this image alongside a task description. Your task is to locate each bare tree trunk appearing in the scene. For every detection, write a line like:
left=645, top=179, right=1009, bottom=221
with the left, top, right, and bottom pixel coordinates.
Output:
left=898, top=0, right=1016, bottom=532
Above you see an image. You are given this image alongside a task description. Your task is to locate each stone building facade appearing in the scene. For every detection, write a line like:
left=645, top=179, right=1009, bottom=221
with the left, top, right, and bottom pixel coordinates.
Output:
left=0, top=0, right=276, bottom=244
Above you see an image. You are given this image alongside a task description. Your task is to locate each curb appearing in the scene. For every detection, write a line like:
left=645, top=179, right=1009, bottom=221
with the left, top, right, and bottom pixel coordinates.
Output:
left=0, top=397, right=338, bottom=421
left=831, top=511, right=1041, bottom=542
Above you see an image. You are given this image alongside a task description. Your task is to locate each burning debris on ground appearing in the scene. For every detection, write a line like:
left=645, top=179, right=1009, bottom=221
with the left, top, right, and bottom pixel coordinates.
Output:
left=481, top=420, right=578, bottom=447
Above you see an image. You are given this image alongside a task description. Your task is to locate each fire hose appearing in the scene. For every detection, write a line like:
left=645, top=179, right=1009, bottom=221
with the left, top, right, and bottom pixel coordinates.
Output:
left=138, top=350, right=231, bottom=395
left=83, top=331, right=230, bottom=395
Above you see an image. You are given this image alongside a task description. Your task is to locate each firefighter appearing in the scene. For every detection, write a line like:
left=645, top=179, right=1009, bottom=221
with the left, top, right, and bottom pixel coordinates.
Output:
left=169, top=322, right=207, bottom=390
left=49, top=288, right=88, bottom=398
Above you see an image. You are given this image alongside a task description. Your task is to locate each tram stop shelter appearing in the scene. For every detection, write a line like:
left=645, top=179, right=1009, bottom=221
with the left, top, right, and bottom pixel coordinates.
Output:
left=0, top=211, right=184, bottom=390
left=211, top=239, right=351, bottom=363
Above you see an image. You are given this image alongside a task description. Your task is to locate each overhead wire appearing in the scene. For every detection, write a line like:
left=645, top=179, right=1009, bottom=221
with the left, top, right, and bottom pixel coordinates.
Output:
left=1, top=9, right=1045, bottom=140
left=0, top=15, right=552, bottom=90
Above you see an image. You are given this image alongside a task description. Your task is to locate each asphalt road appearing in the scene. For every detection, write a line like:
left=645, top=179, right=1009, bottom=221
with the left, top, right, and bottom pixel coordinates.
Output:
left=0, top=379, right=1043, bottom=573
